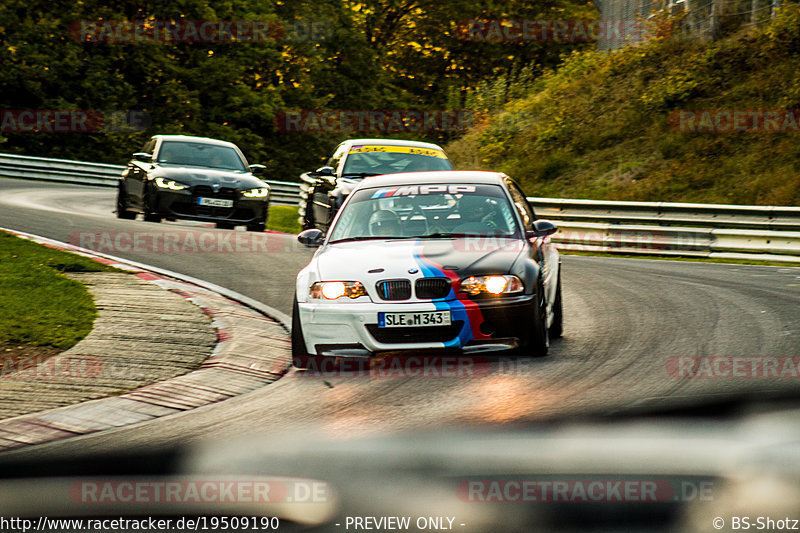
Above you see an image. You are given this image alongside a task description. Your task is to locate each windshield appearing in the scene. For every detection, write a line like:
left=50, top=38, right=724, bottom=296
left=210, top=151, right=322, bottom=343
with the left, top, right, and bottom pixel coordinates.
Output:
left=341, top=144, right=453, bottom=177
left=328, top=183, right=520, bottom=242
left=155, top=141, right=247, bottom=171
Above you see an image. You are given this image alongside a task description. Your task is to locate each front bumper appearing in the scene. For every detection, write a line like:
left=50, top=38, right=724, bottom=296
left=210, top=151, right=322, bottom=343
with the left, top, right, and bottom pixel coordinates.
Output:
left=298, top=294, right=537, bottom=356
left=153, top=188, right=269, bottom=224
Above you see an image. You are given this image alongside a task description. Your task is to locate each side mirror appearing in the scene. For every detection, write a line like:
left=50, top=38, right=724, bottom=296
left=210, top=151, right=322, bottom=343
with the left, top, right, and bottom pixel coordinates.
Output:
left=298, top=228, right=324, bottom=247
left=133, top=152, right=153, bottom=163
left=529, top=219, right=558, bottom=238
left=314, top=166, right=335, bottom=177
left=249, top=164, right=267, bottom=176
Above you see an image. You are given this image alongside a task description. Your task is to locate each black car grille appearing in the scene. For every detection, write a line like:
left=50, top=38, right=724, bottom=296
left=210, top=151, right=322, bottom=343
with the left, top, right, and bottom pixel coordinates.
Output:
left=192, top=185, right=238, bottom=217
left=376, top=279, right=411, bottom=301
left=415, top=278, right=451, bottom=299
left=193, top=185, right=238, bottom=199
left=366, top=322, right=464, bottom=344
left=169, top=203, right=256, bottom=221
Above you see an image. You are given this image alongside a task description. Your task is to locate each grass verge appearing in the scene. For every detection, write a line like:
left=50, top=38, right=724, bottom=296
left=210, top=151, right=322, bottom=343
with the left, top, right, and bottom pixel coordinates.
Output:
left=0, top=231, right=116, bottom=349
left=267, top=205, right=302, bottom=234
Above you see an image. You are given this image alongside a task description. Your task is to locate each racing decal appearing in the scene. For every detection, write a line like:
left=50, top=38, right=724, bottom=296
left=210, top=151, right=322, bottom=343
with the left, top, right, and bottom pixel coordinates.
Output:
left=371, top=184, right=476, bottom=199
left=371, top=187, right=399, bottom=199
left=413, top=241, right=491, bottom=348
left=349, top=145, right=448, bottom=159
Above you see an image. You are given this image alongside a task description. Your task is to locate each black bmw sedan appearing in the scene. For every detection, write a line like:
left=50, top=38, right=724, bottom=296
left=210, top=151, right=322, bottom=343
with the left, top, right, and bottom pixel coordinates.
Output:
left=117, top=135, right=271, bottom=231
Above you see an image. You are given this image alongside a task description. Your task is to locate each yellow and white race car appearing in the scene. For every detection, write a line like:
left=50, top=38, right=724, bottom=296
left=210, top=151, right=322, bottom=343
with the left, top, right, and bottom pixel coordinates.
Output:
left=299, top=139, right=453, bottom=232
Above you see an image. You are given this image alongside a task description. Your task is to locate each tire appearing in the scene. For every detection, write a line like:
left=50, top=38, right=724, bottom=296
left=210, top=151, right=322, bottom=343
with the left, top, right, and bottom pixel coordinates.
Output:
left=142, top=185, right=162, bottom=223
left=291, top=296, right=312, bottom=368
left=116, top=183, right=136, bottom=220
left=528, top=275, right=550, bottom=357
left=247, top=220, right=266, bottom=232
left=215, top=222, right=234, bottom=230
left=301, top=192, right=316, bottom=231
left=549, top=268, right=563, bottom=339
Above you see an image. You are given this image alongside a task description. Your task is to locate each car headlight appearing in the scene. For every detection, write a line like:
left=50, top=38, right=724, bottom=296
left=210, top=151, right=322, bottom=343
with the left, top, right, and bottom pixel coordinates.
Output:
left=154, top=177, right=188, bottom=190
left=310, top=281, right=368, bottom=300
left=459, top=275, right=524, bottom=295
left=242, top=187, right=270, bottom=198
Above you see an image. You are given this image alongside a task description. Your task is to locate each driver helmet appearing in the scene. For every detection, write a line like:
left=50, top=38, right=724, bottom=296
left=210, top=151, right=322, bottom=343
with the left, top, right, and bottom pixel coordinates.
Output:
left=458, top=194, right=493, bottom=223
left=369, top=210, right=401, bottom=236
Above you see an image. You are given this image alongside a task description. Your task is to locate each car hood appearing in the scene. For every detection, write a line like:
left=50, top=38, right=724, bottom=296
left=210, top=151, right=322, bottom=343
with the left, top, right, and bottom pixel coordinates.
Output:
left=151, top=165, right=267, bottom=190
left=314, top=238, right=525, bottom=282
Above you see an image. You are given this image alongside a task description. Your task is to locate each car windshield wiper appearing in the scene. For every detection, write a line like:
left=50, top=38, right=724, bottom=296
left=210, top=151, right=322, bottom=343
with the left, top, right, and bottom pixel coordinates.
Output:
left=340, top=172, right=379, bottom=178
left=410, top=232, right=472, bottom=239
left=412, top=232, right=517, bottom=239
left=160, top=162, right=245, bottom=171
left=329, top=236, right=411, bottom=243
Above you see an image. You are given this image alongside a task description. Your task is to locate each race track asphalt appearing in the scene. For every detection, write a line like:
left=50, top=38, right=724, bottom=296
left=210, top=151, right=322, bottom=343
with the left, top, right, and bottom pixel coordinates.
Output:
left=1, top=177, right=798, bottom=460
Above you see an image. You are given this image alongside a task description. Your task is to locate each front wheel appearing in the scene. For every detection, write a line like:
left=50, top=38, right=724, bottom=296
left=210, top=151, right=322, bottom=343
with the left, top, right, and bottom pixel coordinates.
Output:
left=291, top=297, right=312, bottom=368
left=215, top=222, right=234, bottom=230
left=142, top=185, right=162, bottom=223
left=528, top=276, right=550, bottom=357
left=116, top=184, right=136, bottom=220
left=549, top=268, right=563, bottom=339
left=247, top=220, right=266, bottom=232
left=301, top=192, right=316, bottom=231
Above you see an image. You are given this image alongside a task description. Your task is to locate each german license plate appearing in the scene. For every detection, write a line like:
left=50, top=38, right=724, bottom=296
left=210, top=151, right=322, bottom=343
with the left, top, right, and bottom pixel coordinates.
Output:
left=378, top=311, right=451, bottom=328
left=197, top=197, right=233, bottom=208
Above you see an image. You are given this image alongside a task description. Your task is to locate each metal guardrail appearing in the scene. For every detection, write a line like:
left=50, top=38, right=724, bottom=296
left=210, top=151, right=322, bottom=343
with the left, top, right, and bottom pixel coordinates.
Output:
left=529, top=198, right=800, bottom=262
left=2, top=152, right=799, bottom=262
left=0, top=152, right=299, bottom=206
left=296, top=172, right=315, bottom=219
left=263, top=181, right=303, bottom=206
left=0, top=153, right=126, bottom=187
left=530, top=197, right=800, bottom=232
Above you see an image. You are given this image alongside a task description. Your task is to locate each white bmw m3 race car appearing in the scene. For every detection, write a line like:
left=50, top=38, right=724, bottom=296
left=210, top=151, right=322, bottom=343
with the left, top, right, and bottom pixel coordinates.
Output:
left=292, top=170, right=562, bottom=367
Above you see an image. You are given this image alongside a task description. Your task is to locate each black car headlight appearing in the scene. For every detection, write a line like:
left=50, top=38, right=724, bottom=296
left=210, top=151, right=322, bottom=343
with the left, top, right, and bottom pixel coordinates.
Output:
left=459, top=275, right=524, bottom=295
left=242, top=187, right=270, bottom=198
left=154, top=177, right=188, bottom=190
